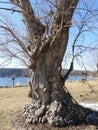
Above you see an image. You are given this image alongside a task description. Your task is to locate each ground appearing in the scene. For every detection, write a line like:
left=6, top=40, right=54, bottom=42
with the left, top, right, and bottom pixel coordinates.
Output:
left=0, top=79, right=98, bottom=130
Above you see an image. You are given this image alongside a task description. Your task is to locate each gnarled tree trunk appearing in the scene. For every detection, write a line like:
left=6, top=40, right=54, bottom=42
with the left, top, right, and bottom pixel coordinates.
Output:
left=10, top=0, right=86, bottom=127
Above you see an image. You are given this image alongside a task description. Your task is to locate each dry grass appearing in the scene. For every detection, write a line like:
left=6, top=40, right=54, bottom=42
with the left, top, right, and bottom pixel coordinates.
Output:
left=0, top=80, right=98, bottom=130
left=0, top=87, right=30, bottom=130
left=0, top=87, right=30, bottom=110
left=65, top=79, right=98, bottom=103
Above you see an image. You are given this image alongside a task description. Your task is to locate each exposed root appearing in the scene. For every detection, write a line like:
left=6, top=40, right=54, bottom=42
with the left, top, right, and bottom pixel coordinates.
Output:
left=23, top=100, right=86, bottom=127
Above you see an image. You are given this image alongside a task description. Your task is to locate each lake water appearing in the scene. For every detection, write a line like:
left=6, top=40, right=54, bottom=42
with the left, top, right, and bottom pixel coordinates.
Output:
left=67, top=75, right=94, bottom=81
left=0, top=76, right=94, bottom=87
left=0, top=77, right=30, bottom=87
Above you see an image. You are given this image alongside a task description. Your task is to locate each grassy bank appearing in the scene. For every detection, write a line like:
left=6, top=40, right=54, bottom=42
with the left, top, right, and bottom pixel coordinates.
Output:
left=0, top=80, right=98, bottom=130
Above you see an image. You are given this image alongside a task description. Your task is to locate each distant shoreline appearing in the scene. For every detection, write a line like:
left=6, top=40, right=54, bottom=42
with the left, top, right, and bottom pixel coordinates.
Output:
left=0, top=68, right=95, bottom=77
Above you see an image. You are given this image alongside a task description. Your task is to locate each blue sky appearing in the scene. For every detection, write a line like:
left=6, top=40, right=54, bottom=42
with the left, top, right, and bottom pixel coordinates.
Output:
left=0, top=0, right=98, bottom=70
left=62, top=0, right=98, bottom=70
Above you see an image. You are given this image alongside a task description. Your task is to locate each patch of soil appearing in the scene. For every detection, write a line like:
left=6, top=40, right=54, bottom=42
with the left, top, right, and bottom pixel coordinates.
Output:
left=9, top=110, right=98, bottom=130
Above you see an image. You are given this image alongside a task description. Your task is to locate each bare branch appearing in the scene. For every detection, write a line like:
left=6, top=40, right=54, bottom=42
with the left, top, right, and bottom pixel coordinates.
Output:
left=0, top=25, right=30, bottom=58
left=0, top=7, right=21, bottom=13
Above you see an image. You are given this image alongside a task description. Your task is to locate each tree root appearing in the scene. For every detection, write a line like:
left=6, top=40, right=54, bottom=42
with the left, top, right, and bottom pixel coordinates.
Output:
left=23, top=100, right=86, bottom=127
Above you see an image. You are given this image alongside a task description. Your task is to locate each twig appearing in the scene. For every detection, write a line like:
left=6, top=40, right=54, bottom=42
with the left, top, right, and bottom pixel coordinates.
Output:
left=0, top=7, right=21, bottom=13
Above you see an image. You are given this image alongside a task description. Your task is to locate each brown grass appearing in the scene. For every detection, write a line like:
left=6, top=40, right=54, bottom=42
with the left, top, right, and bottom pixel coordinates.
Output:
left=0, top=80, right=98, bottom=130
left=0, top=87, right=30, bottom=130
left=65, top=79, right=98, bottom=103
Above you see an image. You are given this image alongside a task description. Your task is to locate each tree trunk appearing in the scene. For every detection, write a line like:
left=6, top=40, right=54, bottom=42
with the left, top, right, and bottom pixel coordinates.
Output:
left=23, top=56, right=86, bottom=126
left=10, top=0, right=86, bottom=127
left=23, top=41, right=85, bottom=126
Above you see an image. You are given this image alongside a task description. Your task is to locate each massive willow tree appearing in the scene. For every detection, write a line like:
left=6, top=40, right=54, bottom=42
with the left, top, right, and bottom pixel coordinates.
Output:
left=1, top=0, right=88, bottom=127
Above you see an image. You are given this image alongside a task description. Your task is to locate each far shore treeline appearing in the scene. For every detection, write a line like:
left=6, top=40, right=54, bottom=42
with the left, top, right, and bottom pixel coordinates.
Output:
left=0, top=68, right=29, bottom=77
left=0, top=68, right=92, bottom=78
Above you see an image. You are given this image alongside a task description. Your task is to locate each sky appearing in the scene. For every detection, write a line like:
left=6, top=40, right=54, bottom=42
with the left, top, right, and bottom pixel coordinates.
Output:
left=62, top=0, right=98, bottom=70
left=0, top=0, right=98, bottom=70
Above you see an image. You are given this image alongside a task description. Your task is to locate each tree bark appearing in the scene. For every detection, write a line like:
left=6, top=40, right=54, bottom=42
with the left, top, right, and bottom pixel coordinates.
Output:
left=10, top=0, right=86, bottom=127
left=23, top=60, right=85, bottom=126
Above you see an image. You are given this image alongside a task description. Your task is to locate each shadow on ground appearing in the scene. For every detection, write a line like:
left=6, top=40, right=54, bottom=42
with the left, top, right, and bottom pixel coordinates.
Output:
left=10, top=104, right=98, bottom=130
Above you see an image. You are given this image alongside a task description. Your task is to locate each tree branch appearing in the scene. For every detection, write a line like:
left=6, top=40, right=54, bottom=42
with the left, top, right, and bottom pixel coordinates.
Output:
left=0, top=25, right=31, bottom=58
left=0, top=7, right=21, bottom=13
left=53, top=0, right=79, bottom=28
left=62, top=61, right=73, bottom=82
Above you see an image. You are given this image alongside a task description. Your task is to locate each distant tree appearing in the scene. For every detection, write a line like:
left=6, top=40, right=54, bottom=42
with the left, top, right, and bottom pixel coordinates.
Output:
left=0, top=0, right=98, bottom=127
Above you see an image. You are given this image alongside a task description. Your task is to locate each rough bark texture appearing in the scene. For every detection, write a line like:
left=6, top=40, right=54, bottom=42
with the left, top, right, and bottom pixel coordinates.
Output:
left=10, top=0, right=86, bottom=127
